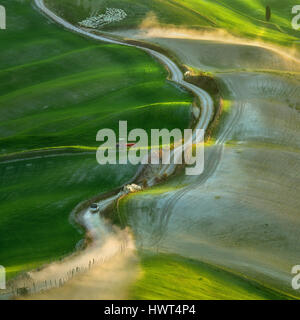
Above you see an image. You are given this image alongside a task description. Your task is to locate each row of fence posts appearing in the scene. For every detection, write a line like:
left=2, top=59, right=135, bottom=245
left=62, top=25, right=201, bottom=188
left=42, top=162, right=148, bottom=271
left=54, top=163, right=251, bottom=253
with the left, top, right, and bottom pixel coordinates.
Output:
left=5, top=238, right=128, bottom=298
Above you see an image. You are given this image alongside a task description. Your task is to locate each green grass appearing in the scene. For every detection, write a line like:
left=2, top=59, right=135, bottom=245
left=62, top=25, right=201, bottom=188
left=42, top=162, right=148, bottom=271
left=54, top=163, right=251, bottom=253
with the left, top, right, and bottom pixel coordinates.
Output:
left=0, top=0, right=192, bottom=155
left=46, top=0, right=300, bottom=47
left=130, top=252, right=293, bottom=300
left=0, top=0, right=192, bottom=279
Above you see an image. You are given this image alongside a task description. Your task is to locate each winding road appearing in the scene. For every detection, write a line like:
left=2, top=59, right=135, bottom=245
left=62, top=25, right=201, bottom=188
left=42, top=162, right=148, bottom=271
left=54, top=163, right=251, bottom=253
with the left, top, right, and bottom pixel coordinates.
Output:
left=34, top=0, right=213, bottom=133
left=34, top=0, right=214, bottom=185
left=6, top=0, right=215, bottom=299
left=7, top=0, right=298, bottom=300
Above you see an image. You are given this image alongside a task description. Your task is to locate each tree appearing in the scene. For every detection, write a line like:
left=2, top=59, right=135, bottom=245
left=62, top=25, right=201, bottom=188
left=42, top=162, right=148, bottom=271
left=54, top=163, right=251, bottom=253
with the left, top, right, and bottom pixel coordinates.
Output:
left=266, top=5, right=271, bottom=22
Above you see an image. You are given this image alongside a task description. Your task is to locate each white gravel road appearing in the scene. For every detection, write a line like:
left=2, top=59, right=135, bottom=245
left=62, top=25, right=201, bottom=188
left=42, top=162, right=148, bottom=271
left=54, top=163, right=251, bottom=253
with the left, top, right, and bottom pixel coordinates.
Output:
left=14, top=0, right=214, bottom=299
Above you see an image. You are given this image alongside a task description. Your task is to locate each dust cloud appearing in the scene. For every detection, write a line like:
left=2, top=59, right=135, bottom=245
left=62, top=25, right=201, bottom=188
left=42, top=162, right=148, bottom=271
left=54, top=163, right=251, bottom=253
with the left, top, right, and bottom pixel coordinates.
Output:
left=136, top=12, right=300, bottom=66
left=13, top=211, right=139, bottom=300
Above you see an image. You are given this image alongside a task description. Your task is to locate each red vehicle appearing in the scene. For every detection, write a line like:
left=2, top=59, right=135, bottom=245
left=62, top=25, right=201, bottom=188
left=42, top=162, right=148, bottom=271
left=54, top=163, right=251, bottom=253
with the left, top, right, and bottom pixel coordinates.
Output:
left=116, top=139, right=136, bottom=149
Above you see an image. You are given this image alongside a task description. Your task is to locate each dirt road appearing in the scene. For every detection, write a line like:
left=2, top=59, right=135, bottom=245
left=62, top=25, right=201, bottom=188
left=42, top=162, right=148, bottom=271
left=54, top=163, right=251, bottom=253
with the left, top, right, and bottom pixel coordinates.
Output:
left=12, top=0, right=214, bottom=300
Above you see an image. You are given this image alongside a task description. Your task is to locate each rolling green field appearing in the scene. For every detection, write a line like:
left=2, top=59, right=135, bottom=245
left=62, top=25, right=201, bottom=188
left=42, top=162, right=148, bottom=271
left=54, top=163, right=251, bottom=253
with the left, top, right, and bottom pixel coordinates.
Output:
left=0, top=0, right=192, bottom=279
left=0, top=0, right=192, bottom=155
left=46, top=0, right=300, bottom=47
left=0, top=154, right=137, bottom=279
left=2, top=0, right=297, bottom=300
left=130, top=253, right=293, bottom=300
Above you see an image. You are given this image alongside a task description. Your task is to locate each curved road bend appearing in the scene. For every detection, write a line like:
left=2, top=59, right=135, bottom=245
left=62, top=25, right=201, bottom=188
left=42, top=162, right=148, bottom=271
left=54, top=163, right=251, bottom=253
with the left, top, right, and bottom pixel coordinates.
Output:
left=17, top=0, right=215, bottom=298
left=34, top=0, right=214, bottom=134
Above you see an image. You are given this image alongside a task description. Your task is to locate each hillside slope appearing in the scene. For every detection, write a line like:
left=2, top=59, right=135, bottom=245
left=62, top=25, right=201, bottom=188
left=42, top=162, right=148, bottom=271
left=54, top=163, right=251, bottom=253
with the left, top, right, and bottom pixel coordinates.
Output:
left=45, top=0, right=300, bottom=47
